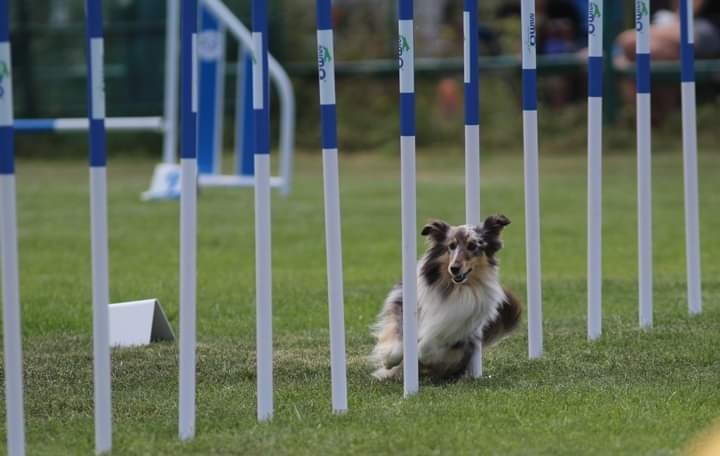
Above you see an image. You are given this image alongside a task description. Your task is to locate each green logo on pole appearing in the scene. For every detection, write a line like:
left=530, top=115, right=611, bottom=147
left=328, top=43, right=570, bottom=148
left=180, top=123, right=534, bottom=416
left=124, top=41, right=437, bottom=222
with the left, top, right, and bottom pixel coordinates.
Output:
left=320, top=45, right=332, bottom=65
left=400, top=35, right=410, bottom=53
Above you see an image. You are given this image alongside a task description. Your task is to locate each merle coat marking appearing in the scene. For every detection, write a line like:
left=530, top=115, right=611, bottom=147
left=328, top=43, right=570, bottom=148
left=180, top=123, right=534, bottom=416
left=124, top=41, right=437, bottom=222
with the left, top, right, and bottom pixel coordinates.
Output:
left=370, top=215, right=521, bottom=381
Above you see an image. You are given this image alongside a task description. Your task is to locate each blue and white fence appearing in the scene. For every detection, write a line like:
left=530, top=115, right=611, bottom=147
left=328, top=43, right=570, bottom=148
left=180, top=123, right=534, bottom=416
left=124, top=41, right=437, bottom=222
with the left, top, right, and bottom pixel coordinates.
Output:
left=398, top=0, right=419, bottom=397
left=316, top=0, right=349, bottom=414
left=679, top=0, right=702, bottom=316
left=15, top=0, right=178, bottom=166
left=84, top=0, right=113, bottom=453
left=587, top=0, right=603, bottom=341
left=635, top=0, right=652, bottom=329
left=0, top=1, right=25, bottom=454
left=521, top=0, right=543, bottom=359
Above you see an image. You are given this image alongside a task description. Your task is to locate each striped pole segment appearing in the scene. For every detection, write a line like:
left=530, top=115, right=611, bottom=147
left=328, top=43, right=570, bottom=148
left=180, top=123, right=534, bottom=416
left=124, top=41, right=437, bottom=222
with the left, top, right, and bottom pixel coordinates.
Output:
left=316, top=0, right=348, bottom=414
left=463, top=0, right=483, bottom=378
left=178, top=0, right=198, bottom=440
left=162, top=0, right=180, bottom=164
left=84, top=1, right=112, bottom=453
left=398, top=0, right=418, bottom=396
left=521, top=0, right=543, bottom=359
left=587, top=0, right=603, bottom=341
left=252, top=0, right=273, bottom=421
left=679, top=0, right=702, bottom=315
left=635, top=0, right=652, bottom=329
left=0, top=1, right=26, bottom=454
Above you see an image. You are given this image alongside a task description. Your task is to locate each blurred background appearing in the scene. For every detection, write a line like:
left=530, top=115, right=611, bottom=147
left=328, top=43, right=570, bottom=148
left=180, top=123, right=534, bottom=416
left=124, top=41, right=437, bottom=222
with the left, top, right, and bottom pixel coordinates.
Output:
left=5, top=0, right=720, bottom=158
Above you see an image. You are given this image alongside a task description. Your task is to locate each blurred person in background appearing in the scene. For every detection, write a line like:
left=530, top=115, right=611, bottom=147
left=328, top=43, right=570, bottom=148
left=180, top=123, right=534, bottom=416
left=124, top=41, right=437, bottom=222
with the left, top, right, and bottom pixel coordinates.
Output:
left=614, top=0, right=720, bottom=68
left=613, top=0, right=720, bottom=121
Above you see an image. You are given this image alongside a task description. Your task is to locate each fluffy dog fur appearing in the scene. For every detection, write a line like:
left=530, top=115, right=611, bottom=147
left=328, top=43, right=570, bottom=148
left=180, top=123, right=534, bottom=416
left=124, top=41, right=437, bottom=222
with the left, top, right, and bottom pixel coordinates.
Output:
left=370, top=215, right=521, bottom=381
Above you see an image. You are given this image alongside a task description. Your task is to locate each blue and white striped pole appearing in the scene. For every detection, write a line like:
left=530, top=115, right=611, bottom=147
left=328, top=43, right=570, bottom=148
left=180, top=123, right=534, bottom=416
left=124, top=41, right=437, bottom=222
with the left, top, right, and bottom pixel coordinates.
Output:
left=398, top=0, right=418, bottom=396
left=84, top=0, right=112, bottom=453
left=252, top=0, right=273, bottom=422
left=635, top=0, right=652, bottom=329
left=316, top=0, right=348, bottom=414
left=178, top=0, right=198, bottom=440
left=463, top=0, right=483, bottom=378
left=0, top=1, right=26, bottom=454
left=587, top=0, right=603, bottom=341
left=521, top=0, right=543, bottom=359
left=679, top=0, right=702, bottom=316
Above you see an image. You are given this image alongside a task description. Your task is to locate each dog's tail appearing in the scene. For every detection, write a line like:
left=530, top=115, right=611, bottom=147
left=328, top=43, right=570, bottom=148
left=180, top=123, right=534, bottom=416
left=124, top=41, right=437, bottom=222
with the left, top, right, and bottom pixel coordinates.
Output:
left=481, top=288, right=522, bottom=347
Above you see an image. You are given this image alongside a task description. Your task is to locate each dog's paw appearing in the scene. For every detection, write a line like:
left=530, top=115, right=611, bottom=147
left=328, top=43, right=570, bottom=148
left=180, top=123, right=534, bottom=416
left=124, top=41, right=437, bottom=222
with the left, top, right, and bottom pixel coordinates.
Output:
left=372, top=366, right=402, bottom=381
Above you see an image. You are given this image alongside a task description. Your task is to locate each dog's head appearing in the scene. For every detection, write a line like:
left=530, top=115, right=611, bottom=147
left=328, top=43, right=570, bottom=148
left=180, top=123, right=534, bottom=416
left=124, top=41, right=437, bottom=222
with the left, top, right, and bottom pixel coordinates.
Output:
left=420, top=215, right=511, bottom=286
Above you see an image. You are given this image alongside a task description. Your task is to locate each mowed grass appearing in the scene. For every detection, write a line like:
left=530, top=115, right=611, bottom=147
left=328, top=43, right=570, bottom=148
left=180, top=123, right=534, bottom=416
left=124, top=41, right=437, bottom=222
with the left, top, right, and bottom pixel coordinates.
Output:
left=2, top=146, right=720, bottom=455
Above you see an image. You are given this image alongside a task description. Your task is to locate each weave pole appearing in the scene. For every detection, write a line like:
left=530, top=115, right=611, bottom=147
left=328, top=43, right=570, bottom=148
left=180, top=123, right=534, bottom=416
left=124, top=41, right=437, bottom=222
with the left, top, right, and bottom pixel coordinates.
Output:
left=463, top=0, right=483, bottom=378
left=679, top=0, right=702, bottom=316
left=521, top=0, right=543, bottom=359
left=315, top=0, right=348, bottom=413
left=178, top=0, right=198, bottom=440
left=587, top=0, right=603, bottom=341
left=0, top=0, right=26, bottom=453
left=84, top=1, right=112, bottom=452
left=252, top=0, right=273, bottom=421
left=398, top=0, right=419, bottom=396
left=635, top=0, right=652, bottom=329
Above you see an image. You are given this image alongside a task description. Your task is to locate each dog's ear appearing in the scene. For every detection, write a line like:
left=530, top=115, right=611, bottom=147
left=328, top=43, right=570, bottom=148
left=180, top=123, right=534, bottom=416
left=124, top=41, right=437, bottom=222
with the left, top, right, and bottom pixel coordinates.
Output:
left=479, top=215, right=511, bottom=257
left=482, top=215, right=511, bottom=236
left=421, top=220, right=450, bottom=243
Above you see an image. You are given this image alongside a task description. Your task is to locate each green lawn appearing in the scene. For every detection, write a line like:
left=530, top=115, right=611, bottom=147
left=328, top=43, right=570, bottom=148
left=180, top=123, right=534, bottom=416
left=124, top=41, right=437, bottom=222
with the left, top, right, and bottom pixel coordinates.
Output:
left=2, top=147, right=719, bottom=455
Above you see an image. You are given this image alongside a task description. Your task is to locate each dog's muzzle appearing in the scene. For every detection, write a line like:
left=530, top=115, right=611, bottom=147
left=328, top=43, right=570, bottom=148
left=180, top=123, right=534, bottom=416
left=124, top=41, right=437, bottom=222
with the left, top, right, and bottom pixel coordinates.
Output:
left=451, top=268, right=472, bottom=284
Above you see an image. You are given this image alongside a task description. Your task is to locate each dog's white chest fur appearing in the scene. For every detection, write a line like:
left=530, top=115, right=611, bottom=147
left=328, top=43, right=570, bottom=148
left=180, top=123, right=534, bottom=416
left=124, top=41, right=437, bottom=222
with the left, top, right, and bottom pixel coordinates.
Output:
left=416, top=267, right=505, bottom=364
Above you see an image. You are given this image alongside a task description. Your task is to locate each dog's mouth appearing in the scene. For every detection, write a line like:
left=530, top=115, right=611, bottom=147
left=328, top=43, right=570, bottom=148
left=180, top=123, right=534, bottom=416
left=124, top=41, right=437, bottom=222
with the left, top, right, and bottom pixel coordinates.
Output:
left=451, top=269, right=472, bottom=284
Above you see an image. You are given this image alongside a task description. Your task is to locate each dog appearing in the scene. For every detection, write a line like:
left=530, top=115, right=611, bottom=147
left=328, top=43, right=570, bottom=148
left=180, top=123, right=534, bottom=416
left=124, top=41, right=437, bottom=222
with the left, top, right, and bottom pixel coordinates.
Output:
left=370, top=215, right=521, bottom=381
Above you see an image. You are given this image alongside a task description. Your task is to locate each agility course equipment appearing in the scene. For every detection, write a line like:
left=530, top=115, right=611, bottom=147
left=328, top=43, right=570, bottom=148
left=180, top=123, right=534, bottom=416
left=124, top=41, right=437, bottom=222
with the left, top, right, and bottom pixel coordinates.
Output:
left=11, top=0, right=295, bottom=196
left=13, top=0, right=179, bottom=166
left=178, top=0, right=199, bottom=441
left=0, top=0, right=712, bottom=451
left=463, top=0, right=484, bottom=378
left=679, top=0, right=702, bottom=316
left=636, top=0, right=653, bottom=329
left=85, top=0, right=113, bottom=452
left=521, top=0, right=543, bottom=359
left=194, top=0, right=295, bottom=195
left=0, top=0, right=25, bottom=454
left=398, top=0, right=420, bottom=397
left=587, top=0, right=604, bottom=341
left=252, top=0, right=274, bottom=422
left=315, top=0, right=349, bottom=413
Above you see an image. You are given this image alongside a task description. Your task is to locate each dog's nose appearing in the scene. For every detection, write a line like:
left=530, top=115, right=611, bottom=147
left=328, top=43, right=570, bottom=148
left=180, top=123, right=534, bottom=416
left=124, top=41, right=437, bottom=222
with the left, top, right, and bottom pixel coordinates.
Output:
left=450, top=266, right=461, bottom=275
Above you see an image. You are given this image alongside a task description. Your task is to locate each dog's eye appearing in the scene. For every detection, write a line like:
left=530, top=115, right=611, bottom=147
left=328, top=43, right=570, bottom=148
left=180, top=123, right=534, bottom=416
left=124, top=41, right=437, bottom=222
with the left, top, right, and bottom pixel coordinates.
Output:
left=448, top=242, right=457, bottom=250
left=467, top=242, right=477, bottom=251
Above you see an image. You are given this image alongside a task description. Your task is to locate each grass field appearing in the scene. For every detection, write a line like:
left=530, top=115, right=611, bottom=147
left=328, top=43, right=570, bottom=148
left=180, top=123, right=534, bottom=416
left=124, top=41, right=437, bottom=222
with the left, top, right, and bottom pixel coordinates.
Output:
left=1, top=146, right=720, bottom=455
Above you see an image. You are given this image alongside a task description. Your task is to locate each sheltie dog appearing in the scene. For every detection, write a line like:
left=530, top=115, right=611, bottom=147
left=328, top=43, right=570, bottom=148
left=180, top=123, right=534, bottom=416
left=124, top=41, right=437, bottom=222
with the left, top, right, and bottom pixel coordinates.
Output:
left=370, top=215, right=521, bottom=381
